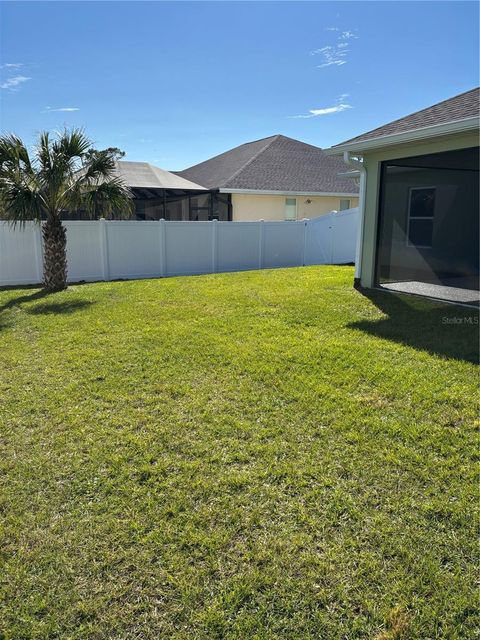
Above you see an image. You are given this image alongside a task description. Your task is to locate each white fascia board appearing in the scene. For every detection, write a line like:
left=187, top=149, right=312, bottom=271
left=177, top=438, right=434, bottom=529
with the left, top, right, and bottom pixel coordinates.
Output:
left=324, top=116, right=479, bottom=155
left=219, top=188, right=359, bottom=197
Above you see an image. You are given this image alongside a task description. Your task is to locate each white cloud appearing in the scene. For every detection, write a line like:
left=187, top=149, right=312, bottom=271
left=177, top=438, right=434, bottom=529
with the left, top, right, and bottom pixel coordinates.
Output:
left=291, top=100, right=352, bottom=119
left=0, top=75, right=31, bottom=90
left=318, top=59, right=347, bottom=69
left=314, top=44, right=348, bottom=68
left=0, top=62, right=24, bottom=69
left=42, top=106, right=80, bottom=112
left=311, top=28, right=358, bottom=69
left=291, top=94, right=353, bottom=118
left=311, top=43, right=349, bottom=68
left=339, top=30, right=358, bottom=40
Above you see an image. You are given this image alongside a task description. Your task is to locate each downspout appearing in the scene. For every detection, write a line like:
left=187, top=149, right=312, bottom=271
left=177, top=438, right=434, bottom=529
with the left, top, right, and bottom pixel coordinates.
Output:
left=343, top=151, right=366, bottom=288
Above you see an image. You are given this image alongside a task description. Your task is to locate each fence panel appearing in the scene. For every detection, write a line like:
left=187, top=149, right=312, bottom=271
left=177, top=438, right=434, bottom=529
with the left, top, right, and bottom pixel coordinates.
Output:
left=263, top=221, right=306, bottom=268
left=0, top=223, right=41, bottom=286
left=304, top=214, right=333, bottom=265
left=164, top=222, right=213, bottom=276
left=66, top=222, right=104, bottom=282
left=106, top=221, right=160, bottom=279
left=0, top=209, right=357, bottom=287
left=331, top=208, right=358, bottom=264
left=217, top=222, right=261, bottom=272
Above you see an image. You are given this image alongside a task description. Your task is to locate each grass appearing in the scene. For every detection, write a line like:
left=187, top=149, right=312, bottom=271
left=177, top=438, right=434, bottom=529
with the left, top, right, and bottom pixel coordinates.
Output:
left=0, top=266, right=478, bottom=639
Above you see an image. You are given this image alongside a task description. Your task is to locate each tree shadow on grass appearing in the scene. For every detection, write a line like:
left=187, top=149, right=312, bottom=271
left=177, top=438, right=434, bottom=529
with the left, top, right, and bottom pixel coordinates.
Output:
left=0, top=287, right=52, bottom=314
left=0, top=287, right=94, bottom=325
left=348, top=288, right=479, bottom=365
left=27, top=300, right=93, bottom=315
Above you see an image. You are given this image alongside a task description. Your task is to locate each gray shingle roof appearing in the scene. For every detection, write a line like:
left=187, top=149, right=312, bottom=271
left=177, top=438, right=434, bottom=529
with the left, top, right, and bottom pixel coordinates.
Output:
left=114, top=161, right=206, bottom=190
left=177, top=135, right=358, bottom=193
left=333, top=88, right=480, bottom=147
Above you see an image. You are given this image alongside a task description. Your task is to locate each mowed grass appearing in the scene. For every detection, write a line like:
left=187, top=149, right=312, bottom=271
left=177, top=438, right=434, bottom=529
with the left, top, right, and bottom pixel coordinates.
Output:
left=0, top=266, right=478, bottom=639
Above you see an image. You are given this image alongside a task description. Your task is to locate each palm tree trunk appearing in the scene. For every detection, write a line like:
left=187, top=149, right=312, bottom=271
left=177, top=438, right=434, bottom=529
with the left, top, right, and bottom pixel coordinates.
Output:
left=42, top=217, right=67, bottom=291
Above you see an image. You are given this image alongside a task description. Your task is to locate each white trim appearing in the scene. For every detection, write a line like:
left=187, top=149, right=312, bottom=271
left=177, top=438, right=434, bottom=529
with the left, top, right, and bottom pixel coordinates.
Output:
left=325, top=116, right=479, bottom=155
left=220, top=188, right=359, bottom=197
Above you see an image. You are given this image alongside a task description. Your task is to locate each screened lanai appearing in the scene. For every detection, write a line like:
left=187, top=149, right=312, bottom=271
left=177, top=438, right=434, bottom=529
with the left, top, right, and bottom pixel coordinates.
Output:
left=65, top=161, right=232, bottom=221
left=375, top=146, right=479, bottom=306
left=119, top=162, right=232, bottom=221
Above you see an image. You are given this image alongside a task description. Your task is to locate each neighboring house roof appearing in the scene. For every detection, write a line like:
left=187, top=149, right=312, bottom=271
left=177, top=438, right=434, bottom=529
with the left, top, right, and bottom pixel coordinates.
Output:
left=177, top=135, right=359, bottom=194
left=114, top=161, right=206, bottom=191
left=330, top=88, right=480, bottom=153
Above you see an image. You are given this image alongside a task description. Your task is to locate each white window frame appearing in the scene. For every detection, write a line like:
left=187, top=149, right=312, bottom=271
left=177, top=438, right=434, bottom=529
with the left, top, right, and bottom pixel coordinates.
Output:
left=284, top=197, right=297, bottom=221
left=339, top=198, right=351, bottom=211
left=406, top=186, right=436, bottom=249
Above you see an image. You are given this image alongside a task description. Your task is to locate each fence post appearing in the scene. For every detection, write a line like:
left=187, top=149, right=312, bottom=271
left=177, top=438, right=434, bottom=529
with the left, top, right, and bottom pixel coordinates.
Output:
left=159, top=218, right=167, bottom=277
left=330, top=211, right=336, bottom=264
left=99, top=218, right=109, bottom=281
left=211, top=219, right=218, bottom=273
left=33, top=222, right=43, bottom=284
left=302, top=219, right=309, bottom=266
left=258, top=219, right=265, bottom=269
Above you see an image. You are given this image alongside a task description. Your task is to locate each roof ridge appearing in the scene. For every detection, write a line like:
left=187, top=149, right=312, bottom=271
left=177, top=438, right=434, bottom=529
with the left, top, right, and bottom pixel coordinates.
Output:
left=239, top=134, right=279, bottom=146
left=224, top=135, right=281, bottom=187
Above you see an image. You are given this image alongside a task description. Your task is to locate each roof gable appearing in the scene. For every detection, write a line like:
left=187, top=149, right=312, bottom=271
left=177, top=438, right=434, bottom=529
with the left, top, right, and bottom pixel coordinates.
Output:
left=178, top=135, right=358, bottom=193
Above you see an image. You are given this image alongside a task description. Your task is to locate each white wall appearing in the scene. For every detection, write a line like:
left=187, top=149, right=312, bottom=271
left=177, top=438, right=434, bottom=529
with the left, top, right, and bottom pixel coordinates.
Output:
left=0, top=209, right=358, bottom=286
left=231, top=193, right=359, bottom=221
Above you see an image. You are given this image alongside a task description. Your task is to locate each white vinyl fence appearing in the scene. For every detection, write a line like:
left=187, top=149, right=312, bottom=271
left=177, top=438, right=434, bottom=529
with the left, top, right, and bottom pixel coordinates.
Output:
left=0, top=208, right=357, bottom=286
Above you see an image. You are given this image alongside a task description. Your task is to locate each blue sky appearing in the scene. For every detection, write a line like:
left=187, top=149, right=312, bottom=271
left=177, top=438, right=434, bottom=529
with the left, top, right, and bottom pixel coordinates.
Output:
left=1, top=1, right=478, bottom=170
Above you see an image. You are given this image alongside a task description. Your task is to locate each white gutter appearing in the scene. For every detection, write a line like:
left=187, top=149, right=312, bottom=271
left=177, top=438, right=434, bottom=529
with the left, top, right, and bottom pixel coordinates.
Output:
left=325, top=116, right=479, bottom=155
left=219, top=188, right=359, bottom=197
left=343, top=152, right=366, bottom=282
left=337, top=170, right=360, bottom=178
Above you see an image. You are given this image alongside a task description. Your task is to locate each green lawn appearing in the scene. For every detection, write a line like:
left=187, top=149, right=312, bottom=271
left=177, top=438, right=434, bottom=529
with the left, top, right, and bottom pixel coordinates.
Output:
left=0, top=266, right=478, bottom=639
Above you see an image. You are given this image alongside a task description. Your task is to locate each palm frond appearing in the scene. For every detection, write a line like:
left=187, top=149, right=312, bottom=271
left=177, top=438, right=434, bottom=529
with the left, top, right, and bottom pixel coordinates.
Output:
left=0, top=134, right=33, bottom=173
left=52, top=128, right=91, bottom=164
left=0, top=169, right=45, bottom=226
left=75, top=178, right=133, bottom=219
left=37, top=129, right=91, bottom=212
left=36, top=131, right=52, bottom=173
left=80, top=150, right=117, bottom=181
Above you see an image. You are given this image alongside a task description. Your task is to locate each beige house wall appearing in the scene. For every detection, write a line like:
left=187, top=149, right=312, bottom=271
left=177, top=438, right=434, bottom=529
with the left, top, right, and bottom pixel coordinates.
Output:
left=359, top=131, right=479, bottom=288
left=230, top=193, right=359, bottom=222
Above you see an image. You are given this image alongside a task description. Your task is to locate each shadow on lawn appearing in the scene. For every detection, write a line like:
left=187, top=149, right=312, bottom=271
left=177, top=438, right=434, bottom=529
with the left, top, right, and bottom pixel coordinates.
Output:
left=27, top=300, right=92, bottom=315
left=349, top=288, right=479, bottom=364
left=0, top=287, right=94, bottom=324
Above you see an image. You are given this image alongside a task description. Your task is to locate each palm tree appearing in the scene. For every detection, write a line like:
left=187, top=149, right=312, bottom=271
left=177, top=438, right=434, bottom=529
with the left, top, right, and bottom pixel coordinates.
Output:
left=0, top=128, right=133, bottom=291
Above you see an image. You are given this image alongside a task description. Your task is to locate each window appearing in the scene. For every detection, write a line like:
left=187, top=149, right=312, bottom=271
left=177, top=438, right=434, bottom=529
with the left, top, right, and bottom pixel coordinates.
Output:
left=285, top=197, right=297, bottom=220
left=407, top=187, right=435, bottom=248
left=339, top=198, right=351, bottom=211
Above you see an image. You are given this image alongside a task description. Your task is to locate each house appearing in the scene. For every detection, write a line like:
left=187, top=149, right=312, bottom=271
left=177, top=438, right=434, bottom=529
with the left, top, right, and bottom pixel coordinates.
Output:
left=178, top=135, right=359, bottom=221
left=327, top=88, right=479, bottom=306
